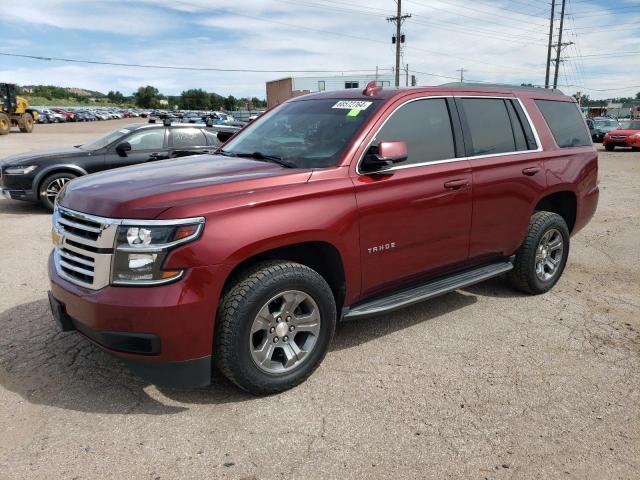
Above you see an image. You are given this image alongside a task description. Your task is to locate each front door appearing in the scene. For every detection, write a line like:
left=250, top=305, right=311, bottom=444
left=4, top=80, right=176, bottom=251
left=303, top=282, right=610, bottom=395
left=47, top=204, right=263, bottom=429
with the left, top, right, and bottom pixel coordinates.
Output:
left=353, top=97, right=473, bottom=298
left=106, top=127, right=168, bottom=169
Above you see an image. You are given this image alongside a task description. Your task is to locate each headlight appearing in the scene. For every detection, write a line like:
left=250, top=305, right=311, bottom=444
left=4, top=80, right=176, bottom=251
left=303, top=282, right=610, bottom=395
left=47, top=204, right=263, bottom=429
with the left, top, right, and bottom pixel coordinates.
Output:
left=4, top=165, right=38, bottom=175
left=111, top=219, right=204, bottom=285
left=631, top=133, right=640, bottom=139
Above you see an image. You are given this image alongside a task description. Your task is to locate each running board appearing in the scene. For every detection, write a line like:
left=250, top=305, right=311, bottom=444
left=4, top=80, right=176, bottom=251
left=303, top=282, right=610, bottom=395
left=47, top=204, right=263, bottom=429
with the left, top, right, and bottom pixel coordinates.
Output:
left=343, top=261, right=513, bottom=320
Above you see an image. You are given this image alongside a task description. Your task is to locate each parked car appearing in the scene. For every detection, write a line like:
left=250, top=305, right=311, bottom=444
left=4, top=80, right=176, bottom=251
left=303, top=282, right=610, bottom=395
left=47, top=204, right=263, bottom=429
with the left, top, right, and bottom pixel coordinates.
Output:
left=33, top=108, right=54, bottom=124
left=41, top=108, right=66, bottom=123
left=51, top=108, right=76, bottom=122
left=46, top=83, right=598, bottom=394
left=603, top=119, right=640, bottom=151
left=0, top=123, right=239, bottom=210
left=586, top=117, right=619, bottom=142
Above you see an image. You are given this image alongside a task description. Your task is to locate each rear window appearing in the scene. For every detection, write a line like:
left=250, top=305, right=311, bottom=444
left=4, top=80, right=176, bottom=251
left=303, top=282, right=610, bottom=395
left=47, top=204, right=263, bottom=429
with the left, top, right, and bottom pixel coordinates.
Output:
left=535, top=100, right=591, bottom=148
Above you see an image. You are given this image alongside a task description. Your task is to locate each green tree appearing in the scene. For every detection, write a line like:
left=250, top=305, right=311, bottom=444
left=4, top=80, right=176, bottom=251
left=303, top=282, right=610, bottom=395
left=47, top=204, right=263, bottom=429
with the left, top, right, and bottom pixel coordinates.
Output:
left=107, top=90, right=125, bottom=103
left=133, top=85, right=161, bottom=108
left=223, top=95, right=237, bottom=111
left=179, top=88, right=210, bottom=109
left=209, top=93, right=225, bottom=110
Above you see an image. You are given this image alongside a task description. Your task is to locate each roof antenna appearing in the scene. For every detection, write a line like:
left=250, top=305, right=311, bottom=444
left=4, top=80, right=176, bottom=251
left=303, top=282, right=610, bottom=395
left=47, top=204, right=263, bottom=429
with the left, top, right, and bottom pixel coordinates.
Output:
left=363, top=80, right=382, bottom=97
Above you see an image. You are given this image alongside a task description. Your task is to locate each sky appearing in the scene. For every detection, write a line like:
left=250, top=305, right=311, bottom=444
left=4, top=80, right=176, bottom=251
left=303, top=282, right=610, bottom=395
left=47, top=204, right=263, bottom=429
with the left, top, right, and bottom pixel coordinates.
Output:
left=0, top=0, right=638, bottom=100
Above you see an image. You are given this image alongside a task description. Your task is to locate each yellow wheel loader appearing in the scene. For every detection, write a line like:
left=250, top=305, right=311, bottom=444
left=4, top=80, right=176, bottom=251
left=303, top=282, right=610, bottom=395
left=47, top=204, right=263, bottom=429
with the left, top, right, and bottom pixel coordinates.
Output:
left=0, top=83, right=38, bottom=135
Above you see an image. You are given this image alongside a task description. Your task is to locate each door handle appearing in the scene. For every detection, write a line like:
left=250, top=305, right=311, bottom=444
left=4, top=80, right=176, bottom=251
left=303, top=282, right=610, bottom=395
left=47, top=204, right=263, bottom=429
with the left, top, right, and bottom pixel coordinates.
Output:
left=444, top=179, right=469, bottom=190
left=522, top=166, right=540, bottom=176
left=148, top=152, right=166, bottom=160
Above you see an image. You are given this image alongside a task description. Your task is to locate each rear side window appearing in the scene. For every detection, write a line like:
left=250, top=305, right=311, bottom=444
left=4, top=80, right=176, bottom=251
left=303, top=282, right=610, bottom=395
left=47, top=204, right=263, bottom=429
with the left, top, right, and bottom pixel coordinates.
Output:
left=374, top=98, right=455, bottom=166
left=170, top=128, right=207, bottom=148
left=535, top=100, right=591, bottom=148
left=460, top=98, right=517, bottom=156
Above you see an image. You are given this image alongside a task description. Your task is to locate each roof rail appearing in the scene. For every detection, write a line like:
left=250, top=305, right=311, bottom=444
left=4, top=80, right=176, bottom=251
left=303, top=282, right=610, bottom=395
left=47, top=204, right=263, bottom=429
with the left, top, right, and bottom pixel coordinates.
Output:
left=439, top=82, right=565, bottom=95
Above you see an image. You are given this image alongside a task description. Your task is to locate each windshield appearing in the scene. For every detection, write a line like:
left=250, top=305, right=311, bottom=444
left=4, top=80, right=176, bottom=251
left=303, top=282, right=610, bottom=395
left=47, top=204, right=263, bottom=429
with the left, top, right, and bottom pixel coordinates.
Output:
left=80, top=128, right=131, bottom=150
left=221, top=98, right=382, bottom=168
left=594, top=119, right=618, bottom=128
left=618, top=120, right=640, bottom=130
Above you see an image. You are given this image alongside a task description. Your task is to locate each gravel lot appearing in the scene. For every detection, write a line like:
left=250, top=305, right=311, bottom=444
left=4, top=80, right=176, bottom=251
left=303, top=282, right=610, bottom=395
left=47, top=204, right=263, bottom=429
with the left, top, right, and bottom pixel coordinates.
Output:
left=0, top=120, right=638, bottom=479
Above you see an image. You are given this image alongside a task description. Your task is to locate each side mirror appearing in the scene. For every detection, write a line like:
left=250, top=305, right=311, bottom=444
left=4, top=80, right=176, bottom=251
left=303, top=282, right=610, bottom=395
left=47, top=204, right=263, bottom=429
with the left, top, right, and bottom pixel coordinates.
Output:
left=361, top=141, right=408, bottom=173
left=115, top=141, right=132, bottom=157
left=216, top=131, right=235, bottom=143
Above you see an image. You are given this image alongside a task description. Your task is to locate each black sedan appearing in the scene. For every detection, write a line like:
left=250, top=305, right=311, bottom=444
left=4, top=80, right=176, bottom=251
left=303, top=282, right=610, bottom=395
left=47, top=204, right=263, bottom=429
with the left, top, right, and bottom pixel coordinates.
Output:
left=0, top=122, right=238, bottom=211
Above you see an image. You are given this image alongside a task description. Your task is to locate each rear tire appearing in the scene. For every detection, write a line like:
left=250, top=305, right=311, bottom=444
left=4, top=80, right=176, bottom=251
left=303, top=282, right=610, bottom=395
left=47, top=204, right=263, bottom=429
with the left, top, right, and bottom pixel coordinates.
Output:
left=215, top=261, right=336, bottom=395
left=0, top=113, right=10, bottom=135
left=39, top=172, right=77, bottom=212
left=18, top=113, right=34, bottom=133
left=508, top=211, right=570, bottom=295
left=604, top=144, right=614, bottom=151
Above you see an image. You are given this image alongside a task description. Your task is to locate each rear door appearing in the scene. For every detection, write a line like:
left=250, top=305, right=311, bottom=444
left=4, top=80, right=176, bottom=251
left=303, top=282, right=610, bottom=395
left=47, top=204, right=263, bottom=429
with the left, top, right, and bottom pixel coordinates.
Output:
left=455, top=96, right=547, bottom=261
left=168, top=127, right=214, bottom=158
left=353, top=96, right=473, bottom=298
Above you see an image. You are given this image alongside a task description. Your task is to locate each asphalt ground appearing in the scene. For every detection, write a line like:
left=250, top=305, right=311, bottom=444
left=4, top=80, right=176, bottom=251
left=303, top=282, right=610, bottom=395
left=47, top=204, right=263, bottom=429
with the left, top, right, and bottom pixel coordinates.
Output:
left=0, top=119, right=638, bottom=479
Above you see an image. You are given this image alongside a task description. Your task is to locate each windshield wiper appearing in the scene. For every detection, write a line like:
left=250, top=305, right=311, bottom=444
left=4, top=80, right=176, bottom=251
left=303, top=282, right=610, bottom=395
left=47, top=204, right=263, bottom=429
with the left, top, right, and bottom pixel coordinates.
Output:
left=217, top=149, right=237, bottom=157
left=234, top=151, right=296, bottom=168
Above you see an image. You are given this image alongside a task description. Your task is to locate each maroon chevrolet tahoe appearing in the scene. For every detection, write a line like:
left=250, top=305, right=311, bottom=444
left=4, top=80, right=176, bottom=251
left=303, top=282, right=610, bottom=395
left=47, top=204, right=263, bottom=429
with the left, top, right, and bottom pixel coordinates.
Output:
left=48, top=83, right=599, bottom=394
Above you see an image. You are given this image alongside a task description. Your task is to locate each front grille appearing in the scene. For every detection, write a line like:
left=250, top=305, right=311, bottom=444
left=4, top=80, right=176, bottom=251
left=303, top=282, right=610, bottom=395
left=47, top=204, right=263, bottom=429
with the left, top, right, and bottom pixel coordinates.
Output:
left=52, top=206, right=119, bottom=289
left=611, top=135, right=627, bottom=139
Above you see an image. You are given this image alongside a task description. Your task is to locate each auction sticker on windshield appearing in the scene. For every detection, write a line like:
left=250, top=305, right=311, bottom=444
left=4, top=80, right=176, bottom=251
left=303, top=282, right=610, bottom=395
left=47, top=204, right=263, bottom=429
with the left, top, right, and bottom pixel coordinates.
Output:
left=332, top=101, right=372, bottom=110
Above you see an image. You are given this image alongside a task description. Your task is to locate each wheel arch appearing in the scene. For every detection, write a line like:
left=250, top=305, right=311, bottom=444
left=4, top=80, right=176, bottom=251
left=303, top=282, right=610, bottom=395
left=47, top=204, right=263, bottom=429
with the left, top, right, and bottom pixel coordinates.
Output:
left=533, top=190, right=577, bottom=233
left=221, top=241, right=347, bottom=313
left=34, top=165, right=87, bottom=198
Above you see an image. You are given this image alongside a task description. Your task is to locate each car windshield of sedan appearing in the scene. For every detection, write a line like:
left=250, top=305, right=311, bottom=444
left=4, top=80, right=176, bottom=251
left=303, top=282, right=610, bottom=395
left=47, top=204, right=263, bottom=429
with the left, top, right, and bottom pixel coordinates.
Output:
left=220, top=98, right=382, bottom=168
left=79, top=128, right=132, bottom=150
left=594, top=119, right=618, bottom=128
left=618, top=120, right=640, bottom=130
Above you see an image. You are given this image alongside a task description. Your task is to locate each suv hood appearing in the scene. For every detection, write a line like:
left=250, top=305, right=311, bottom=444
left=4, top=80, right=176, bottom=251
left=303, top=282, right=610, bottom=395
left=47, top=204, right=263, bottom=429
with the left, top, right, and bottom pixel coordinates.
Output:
left=1, top=146, right=82, bottom=166
left=59, top=154, right=313, bottom=219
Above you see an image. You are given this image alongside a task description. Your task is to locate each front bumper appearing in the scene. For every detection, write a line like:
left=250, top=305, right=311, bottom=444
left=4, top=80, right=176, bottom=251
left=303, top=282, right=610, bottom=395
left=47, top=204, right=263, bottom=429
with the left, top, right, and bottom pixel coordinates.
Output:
left=1, top=188, right=37, bottom=201
left=48, top=253, right=230, bottom=388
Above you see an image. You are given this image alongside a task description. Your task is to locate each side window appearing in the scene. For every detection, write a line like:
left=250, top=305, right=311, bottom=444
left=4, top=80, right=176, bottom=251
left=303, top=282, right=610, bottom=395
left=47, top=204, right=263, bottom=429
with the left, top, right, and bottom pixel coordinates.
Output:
left=318, top=81, right=326, bottom=91
left=170, top=128, right=207, bottom=148
left=504, top=100, right=528, bottom=151
left=345, top=81, right=359, bottom=89
left=535, top=100, right=591, bottom=148
left=374, top=98, right=455, bottom=166
left=460, top=98, right=516, bottom=156
left=125, top=129, right=165, bottom=151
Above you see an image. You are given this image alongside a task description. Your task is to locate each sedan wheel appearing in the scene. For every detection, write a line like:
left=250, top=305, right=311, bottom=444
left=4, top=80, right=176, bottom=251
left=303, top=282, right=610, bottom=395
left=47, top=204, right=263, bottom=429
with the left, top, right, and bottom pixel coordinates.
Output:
left=39, top=172, right=77, bottom=211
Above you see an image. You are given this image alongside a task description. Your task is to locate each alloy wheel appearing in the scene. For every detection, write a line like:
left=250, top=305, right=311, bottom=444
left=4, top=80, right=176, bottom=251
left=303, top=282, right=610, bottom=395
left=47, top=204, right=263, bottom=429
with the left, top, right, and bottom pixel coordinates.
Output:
left=249, top=290, right=321, bottom=374
left=534, top=228, right=564, bottom=281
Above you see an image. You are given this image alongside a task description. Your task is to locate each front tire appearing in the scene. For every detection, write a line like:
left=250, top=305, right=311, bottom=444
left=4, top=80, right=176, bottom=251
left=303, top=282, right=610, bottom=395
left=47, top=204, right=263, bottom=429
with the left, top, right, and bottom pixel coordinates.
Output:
left=215, top=261, right=336, bottom=395
left=508, top=211, right=570, bottom=295
left=604, top=144, right=614, bottom=151
left=19, top=113, right=34, bottom=133
left=0, top=113, right=10, bottom=135
left=39, top=172, right=77, bottom=212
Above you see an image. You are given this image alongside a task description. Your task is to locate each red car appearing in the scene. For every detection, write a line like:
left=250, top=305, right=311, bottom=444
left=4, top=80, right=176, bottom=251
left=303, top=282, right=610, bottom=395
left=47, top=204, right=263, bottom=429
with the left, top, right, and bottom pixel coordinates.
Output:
left=603, top=119, right=640, bottom=151
left=47, top=83, right=598, bottom=394
left=51, top=108, right=76, bottom=122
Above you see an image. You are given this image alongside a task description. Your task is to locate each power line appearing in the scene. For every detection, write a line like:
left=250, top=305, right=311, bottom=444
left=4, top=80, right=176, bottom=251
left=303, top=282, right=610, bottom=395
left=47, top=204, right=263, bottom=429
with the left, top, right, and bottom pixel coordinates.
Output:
left=0, top=52, right=392, bottom=74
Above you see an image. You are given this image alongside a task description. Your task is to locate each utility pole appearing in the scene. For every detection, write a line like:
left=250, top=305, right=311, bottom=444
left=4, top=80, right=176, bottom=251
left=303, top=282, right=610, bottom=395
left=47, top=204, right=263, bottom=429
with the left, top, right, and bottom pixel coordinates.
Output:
left=387, top=1, right=411, bottom=87
left=457, top=68, right=467, bottom=82
left=405, top=64, right=409, bottom=86
left=552, top=0, right=566, bottom=89
left=545, top=0, right=556, bottom=88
